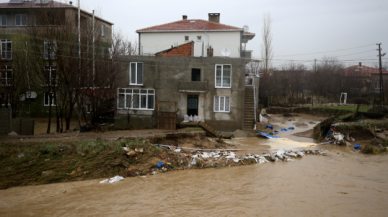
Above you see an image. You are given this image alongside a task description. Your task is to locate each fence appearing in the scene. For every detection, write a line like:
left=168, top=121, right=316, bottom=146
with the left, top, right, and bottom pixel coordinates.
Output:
left=0, top=108, right=12, bottom=134
left=12, top=119, right=35, bottom=135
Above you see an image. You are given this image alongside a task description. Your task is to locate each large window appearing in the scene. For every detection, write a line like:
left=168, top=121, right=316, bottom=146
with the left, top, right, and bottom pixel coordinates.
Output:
left=129, top=62, right=143, bottom=85
left=15, top=14, right=27, bottom=26
left=44, top=66, right=57, bottom=86
left=0, top=65, right=12, bottom=86
left=214, top=96, right=230, bottom=112
left=44, top=92, right=57, bottom=106
left=215, top=64, right=231, bottom=88
left=1, top=39, right=11, bottom=60
left=44, top=39, right=56, bottom=59
left=118, top=88, right=154, bottom=110
left=0, top=15, right=7, bottom=26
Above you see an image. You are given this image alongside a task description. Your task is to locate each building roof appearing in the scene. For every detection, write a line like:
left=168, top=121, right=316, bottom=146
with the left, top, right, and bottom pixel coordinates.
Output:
left=0, top=0, right=114, bottom=25
left=155, top=41, right=194, bottom=57
left=137, top=19, right=244, bottom=33
left=342, top=65, right=388, bottom=77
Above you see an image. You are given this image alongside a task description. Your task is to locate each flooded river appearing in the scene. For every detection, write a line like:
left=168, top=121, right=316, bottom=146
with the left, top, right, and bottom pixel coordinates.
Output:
left=1, top=114, right=388, bottom=216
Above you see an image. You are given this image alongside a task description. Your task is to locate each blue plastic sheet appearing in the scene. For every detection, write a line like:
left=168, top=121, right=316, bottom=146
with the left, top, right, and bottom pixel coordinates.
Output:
left=157, top=162, right=163, bottom=167
left=288, top=127, right=294, bottom=130
left=326, top=130, right=331, bottom=137
left=275, top=132, right=279, bottom=135
left=281, top=129, right=287, bottom=132
left=265, top=126, right=274, bottom=130
left=354, top=145, right=360, bottom=149
left=256, top=131, right=279, bottom=139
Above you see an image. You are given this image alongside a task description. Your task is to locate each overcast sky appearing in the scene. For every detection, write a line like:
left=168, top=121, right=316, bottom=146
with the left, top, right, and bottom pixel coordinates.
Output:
left=2, top=0, right=387, bottom=68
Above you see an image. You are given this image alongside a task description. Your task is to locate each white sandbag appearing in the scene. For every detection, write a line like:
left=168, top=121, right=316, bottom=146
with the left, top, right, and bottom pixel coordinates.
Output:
left=99, top=175, right=124, bottom=184
left=183, top=115, right=189, bottom=123
left=189, top=115, right=193, bottom=122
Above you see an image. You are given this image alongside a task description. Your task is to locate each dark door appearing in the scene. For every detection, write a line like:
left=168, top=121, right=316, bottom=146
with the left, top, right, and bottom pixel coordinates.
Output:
left=187, top=95, right=198, bottom=116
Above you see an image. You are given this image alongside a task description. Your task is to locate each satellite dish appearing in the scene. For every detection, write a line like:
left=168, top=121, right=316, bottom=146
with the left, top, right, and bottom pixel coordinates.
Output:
left=221, top=49, right=231, bottom=57
left=243, top=25, right=249, bottom=32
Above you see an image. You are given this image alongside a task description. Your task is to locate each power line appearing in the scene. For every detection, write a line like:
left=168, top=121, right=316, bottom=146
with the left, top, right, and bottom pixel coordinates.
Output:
left=272, top=44, right=375, bottom=57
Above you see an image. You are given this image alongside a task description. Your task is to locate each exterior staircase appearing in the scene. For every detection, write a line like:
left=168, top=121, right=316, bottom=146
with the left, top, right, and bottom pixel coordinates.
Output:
left=244, top=86, right=255, bottom=130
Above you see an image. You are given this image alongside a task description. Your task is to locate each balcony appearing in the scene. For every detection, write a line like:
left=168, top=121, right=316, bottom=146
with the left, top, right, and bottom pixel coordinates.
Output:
left=178, top=81, right=207, bottom=93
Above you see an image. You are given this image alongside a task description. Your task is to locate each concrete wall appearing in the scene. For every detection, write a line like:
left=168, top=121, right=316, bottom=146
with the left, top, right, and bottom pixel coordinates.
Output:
left=114, top=56, right=248, bottom=131
left=140, top=31, right=241, bottom=58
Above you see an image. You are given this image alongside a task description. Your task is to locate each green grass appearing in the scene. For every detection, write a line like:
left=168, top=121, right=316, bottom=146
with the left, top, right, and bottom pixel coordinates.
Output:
left=312, top=106, right=372, bottom=112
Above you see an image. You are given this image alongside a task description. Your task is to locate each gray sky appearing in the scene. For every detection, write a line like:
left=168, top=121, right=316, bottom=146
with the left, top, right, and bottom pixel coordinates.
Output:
left=2, top=0, right=387, bottom=68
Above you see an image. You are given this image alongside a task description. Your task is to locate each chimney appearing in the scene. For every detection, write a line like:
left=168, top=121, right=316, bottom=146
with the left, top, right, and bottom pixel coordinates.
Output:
left=359, top=62, right=362, bottom=67
left=69, top=1, right=72, bottom=5
left=182, top=15, right=187, bottom=20
left=208, top=13, right=220, bottom=23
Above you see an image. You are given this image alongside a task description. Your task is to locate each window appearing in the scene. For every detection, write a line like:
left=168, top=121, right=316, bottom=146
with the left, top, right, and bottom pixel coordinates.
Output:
left=215, top=64, right=231, bottom=88
left=1, top=39, right=11, bottom=60
left=44, top=66, right=57, bottom=86
left=117, top=88, right=154, bottom=110
left=44, top=92, right=57, bottom=106
left=375, top=81, right=381, bottom=89
left=184, top=36, right=189, bottom=41
left=191, top=68, right=200, bottom=81
left=129, top=62, right=143, bottom=85
left=15, top=14, right=27, bottom=26
left=0, top=15, right=7, bottom=26
left=197, top=36, right=202, bottom=41
left=0, top=65, right=12, bottom=86
left=214, top=96, right=230, bottom=112
left=101, top=24, right=105, bottom=36
left=0, top=92, right=10, bottom=106
left=44, top=39, right=56, bottom=59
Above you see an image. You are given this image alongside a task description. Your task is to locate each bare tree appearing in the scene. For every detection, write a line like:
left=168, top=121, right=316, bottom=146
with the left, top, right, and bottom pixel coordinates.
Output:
left=260, top=12, right=273, bottom=75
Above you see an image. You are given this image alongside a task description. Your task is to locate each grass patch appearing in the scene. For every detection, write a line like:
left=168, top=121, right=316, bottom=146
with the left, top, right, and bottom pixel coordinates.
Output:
left=312, top=106, right=372, bottom=112
left=0, top=137, right=167, bottom=190
left=362, top=145, right=387, bottom=154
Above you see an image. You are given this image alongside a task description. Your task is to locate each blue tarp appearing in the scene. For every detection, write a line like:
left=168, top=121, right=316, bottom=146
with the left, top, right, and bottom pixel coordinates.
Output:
left=265, top=126, right=274, bottom=130
left=288, top=127, right=294, bottom=130
left=256, top=131, right=279, bottom=139
left=326, top=130, right=331, bottom=137
left=281, top=129, right=287, bottom=132
left=354, top=145, right=360, bottom=149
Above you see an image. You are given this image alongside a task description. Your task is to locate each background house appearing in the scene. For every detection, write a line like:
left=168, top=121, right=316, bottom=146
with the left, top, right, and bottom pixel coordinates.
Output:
left=136, top=13, right=255, bottom=58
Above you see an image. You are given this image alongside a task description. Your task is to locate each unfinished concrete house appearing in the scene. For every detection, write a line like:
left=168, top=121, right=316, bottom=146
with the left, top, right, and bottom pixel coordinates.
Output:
left=114, top=14, right=259, bottom=133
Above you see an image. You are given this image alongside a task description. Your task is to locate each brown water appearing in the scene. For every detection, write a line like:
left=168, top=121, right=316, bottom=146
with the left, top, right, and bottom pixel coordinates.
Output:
left=1, top=114, right=388, bottom=216
left=0, top=145, right=387, bottom=216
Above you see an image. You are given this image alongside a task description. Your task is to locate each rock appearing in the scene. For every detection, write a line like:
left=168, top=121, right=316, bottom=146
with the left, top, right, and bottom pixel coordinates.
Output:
left=8, top=131, right=17, bottom=136
left=18, top=153, right=24, bottom=158
left=70, top=170, right=77, bottom=175
left=42, top=170, right=53, bottom=176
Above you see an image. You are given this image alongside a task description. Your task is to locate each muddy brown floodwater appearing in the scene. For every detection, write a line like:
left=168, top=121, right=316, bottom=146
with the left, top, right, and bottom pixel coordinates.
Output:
left=1, top=114, right=388, bottom=216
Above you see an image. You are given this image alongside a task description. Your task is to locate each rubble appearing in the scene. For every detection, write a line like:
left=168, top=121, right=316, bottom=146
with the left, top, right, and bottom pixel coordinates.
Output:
left=99, top=176, right=124, bottom=184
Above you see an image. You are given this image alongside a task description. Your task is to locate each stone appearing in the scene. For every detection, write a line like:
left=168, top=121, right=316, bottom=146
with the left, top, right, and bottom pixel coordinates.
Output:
left=8, top=131, right=17, bottom=136
left=42, top=171, right=53, bottom=176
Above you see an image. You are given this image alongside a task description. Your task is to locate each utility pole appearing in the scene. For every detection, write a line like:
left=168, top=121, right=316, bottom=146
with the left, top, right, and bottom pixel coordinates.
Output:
left=377, top=43, right=386, bottom=106
left=93, top=10, right=95, bottom=89
left=314, top=59, right=317, bottom=73
left=78, top=0, right=81, bottom=73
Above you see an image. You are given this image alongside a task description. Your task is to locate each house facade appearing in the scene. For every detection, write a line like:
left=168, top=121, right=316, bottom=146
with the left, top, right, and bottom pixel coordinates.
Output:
left=137, top=13, right=255, bottom=58
left=114, top=56, right=256, bottom=132
left=0, top=0, right=113, bottom=117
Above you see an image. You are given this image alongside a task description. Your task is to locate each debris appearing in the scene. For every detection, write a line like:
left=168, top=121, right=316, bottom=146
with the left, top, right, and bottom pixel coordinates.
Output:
left=281, top=129, right=287, bottom=132
left=18, top=153, right=24, bottom=158
left=99, top=176, right=124, bottom=184
left=8, top=131, right=17, bottom=136
left=288, top=127, right=294, bottom=130
left=256, top=131, right=279, bottom=139
left=354, top=145, right=360, bottom=149
left=161, top=167, right=167, bottom=172
left=152, top=171, right=158, bottom=175
left=157, top=162, right=164, bottom=167
left=42, top=171, right=53, bottom=176
left=135, top=148, right=144, bottom=153
left=174, top=149, right=181, bottom=152
left=265, top=125, right=274, bottom=130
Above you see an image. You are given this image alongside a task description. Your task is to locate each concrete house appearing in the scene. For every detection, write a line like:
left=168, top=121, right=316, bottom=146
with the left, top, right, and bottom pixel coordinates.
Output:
left=115, top=15, right=259, bottom=132
left=0, top=0, right=113, bottom=117
left=137, top=13, right=255, bottom=58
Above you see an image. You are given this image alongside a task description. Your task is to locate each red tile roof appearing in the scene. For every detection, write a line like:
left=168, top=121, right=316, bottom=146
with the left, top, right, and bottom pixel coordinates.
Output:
left=342, top=65, right=388, bottom=77
left=137, top=19, right=243, bottom=33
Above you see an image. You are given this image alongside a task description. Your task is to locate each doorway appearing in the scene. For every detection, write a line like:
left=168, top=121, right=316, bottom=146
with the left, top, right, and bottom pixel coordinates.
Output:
left=187, top=95, right=198, bottom=116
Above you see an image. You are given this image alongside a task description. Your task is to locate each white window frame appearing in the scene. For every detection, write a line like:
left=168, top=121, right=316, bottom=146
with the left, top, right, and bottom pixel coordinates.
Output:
left=214, top=96, right=230, bottom=113
left=44, top=65, right=57, bottom=86
left=15, top=14, right=27, bottom=26
left=129, top=62, right=143, bottom=85
left=215, top=64, right=232, bottom=88
left=0, top=15, right=7, bottom=26
left=44, top=39, right=56, bottom=59
left=44, top=92, right=57, bottom=106
left=0, top=65, right=12, bottom=86
left=1, top=39, right=12, bottom=60
left=117, top=88, right=155, bottom=110
left=101, top=24, right=105, bottom=36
